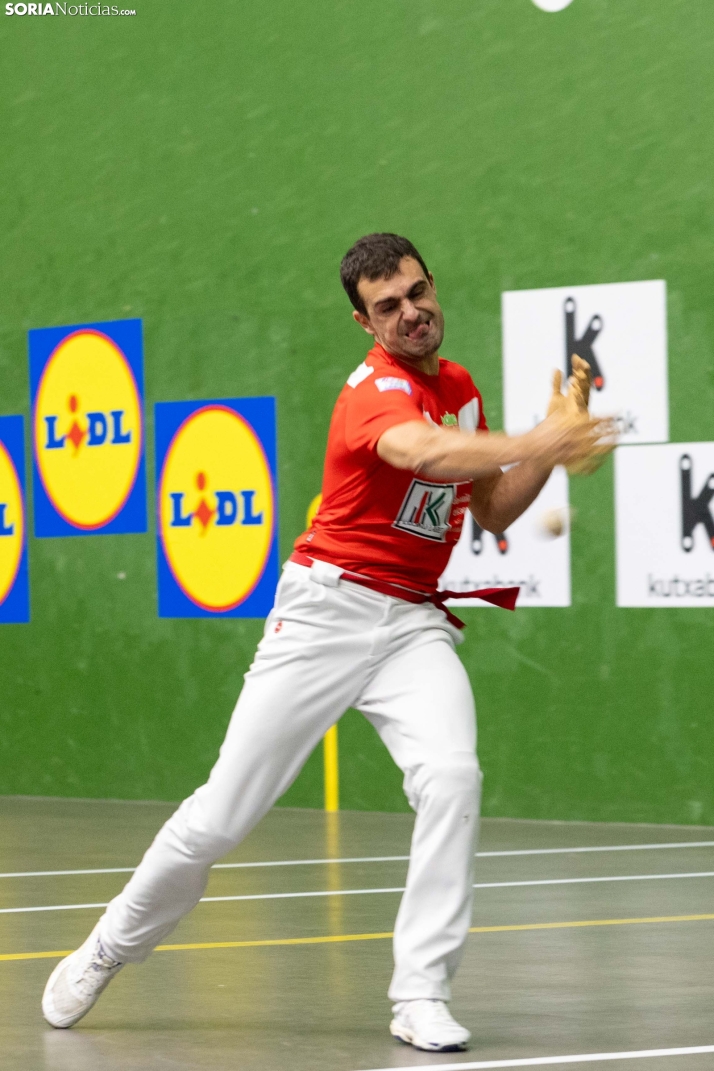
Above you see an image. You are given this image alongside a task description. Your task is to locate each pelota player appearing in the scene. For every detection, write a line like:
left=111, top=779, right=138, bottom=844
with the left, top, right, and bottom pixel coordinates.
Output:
left=42, top=233, right=606, bottom=1052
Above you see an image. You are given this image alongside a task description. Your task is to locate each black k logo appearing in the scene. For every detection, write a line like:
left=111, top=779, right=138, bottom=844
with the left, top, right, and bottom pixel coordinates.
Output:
left=565, top=297, right=605, bottom=390
left=471, top=516, right=508, bottom=556
left=680, top=454, right=714, bottom=552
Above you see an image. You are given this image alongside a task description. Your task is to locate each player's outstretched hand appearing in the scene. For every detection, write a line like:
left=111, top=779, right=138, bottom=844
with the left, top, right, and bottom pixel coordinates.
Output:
left=547, top=355, right=592, bottom=420
left=567, top=354, right=592, bottom=414
left=526, top=410, right=617, bottom=474
left=547, top=369, right=567, bottom=419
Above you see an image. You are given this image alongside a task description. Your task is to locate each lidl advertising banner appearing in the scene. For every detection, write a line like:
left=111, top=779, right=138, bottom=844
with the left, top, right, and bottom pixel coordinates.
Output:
left=0, top=416, right=29, bottom=624
left=440, top=467, right=571, bottom=607
left=155, top=398, right=278, bottom=618
left=503, top=280, right=669, bottom=445
left=29, top=319, right=146, bottom=537
left=616, top=442, right=714, bottom=607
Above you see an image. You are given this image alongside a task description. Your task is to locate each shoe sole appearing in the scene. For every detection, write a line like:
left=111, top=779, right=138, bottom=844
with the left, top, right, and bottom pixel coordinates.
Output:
left=390, top=1020, right=469, bottom=1052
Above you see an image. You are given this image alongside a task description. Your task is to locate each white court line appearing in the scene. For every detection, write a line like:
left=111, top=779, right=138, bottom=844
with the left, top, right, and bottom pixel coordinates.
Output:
left=0, top=859, right=407, bottom=879
left=0, top=888, right=406, bottom=914
left=360, top=1042, right=714, bottom=1070
left=473, top=871, right=714, bottom=890
left=479, top=842, right=714, bottom=859
left=2, top=841, right=713, bottom=880
left=0, top=902, right=111, bottom=914
left=3, top=870, right=714, bottom=915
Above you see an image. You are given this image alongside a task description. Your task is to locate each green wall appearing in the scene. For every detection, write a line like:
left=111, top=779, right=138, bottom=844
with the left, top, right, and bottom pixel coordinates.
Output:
left=0, top=0, right=713, bottom=822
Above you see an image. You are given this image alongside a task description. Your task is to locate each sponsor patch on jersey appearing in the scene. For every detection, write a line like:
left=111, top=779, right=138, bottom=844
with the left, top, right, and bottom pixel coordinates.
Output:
left=29, top=319, right=146, bottom=537
left=155, top=397, right=278, bottom=618
left=375, top=376, right=412, bottom=395
left=393, top=478, right=456, bottom=541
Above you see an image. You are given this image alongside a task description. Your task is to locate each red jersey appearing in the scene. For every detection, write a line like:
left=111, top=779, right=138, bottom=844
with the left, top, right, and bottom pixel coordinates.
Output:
left=293, top=343, right=488, bottom=594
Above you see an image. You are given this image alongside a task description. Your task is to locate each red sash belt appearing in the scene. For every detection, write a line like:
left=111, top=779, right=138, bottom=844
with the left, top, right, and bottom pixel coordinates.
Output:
left=289, top=551, right=519, bottom=630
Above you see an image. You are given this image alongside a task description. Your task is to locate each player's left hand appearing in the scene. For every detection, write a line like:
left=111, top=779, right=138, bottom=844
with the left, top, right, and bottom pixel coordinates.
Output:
left=567, top=355, right=592, bottom=414
left=546, top=357, right=614, bottom=475
left=547, top=356, right=592, bottom=420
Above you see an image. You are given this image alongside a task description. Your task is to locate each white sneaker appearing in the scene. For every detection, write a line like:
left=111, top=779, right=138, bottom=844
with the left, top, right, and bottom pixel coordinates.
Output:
left=390, top=998, right=471, bottom=1052
left=42, top=920, right=124, bottom=1028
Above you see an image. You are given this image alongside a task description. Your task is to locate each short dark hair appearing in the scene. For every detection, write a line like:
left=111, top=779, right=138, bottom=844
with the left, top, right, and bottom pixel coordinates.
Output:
left=340, top=233, right=430, bottom=315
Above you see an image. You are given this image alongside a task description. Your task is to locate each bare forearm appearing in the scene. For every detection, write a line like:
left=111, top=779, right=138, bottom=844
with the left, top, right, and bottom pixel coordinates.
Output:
left=378, top=412, right=611, bottom=484
left=377, top=422, right=534, bottom=480
left=470, top=461, right=551, bottom=533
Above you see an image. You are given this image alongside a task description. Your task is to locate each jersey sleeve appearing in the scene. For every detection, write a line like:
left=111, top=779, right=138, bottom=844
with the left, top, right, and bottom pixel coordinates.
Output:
left=456, top=369, right=489, bottom=433
left=477, top=388, right=489, bottom=432
left=343, top=377, right=423, bottom=453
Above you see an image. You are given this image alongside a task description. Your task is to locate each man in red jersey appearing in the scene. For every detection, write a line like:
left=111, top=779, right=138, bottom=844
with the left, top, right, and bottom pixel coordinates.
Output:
left=43, top=234, right=607, bottom=1052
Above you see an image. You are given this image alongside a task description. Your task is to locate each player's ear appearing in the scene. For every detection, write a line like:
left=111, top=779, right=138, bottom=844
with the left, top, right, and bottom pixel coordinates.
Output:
left=353, top=309, right=376, bottom=336
left=428, top=272, right=436, bottom=294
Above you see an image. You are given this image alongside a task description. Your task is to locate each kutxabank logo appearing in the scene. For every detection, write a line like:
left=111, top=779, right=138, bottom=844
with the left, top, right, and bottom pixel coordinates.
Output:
left=615, top=443, right=714, bottom=607
left=503, top=280, right=668, bottom=445
left=29, top=319, right=146, bottom=536
left=440, top=467, right=571, bottom=607
left=470, top=516, right=508, bottom=556
left=680, top=454, right=714, bottom=553
left=155, top=398, right=278, bottom=618
left=0, top=416, right=29, bottom=623
left=564, top=297, right=604, bottom=390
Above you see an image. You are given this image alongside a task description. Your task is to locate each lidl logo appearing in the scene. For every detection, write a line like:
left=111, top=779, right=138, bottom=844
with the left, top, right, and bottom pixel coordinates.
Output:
left=155, top=398, right=278, bottom=618
left=29, top=319, right=146, bottom=536
left=0, top=416, right=30, bottom=623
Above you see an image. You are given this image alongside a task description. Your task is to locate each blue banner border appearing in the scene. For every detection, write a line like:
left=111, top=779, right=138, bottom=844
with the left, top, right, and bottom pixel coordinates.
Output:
left=0, top=415, right=30, bottom=624
left=28, top=318, right=147, bottom=537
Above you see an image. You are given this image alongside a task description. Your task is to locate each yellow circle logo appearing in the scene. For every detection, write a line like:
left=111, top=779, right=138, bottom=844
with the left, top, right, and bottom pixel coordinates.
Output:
left=0, top=442, right=24, bottom=604
left=34, top=330, right=142, bottom=529
left=159, top=406, right=274, bottom=611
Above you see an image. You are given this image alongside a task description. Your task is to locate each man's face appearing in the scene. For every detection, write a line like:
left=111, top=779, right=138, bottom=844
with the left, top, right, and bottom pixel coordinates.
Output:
left=353, top=256, right=445, bottom=363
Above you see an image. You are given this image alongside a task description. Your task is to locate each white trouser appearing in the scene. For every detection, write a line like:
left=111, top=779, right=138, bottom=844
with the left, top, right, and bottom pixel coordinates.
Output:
left=101, top=561, right=482, bottom=1001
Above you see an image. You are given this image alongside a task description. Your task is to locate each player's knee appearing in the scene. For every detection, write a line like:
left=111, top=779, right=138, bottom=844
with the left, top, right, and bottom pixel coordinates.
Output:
left=408, top=753, right=481, bottom=808
left=163, top=795, right=236, bottom=863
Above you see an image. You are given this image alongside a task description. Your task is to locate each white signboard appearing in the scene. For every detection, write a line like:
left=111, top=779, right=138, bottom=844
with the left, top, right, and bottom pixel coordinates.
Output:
left=615, top=442, right=714, bottom=607
left=440, top=467, right=571, bottom=608
left=503, top=280, right=669, bottom=445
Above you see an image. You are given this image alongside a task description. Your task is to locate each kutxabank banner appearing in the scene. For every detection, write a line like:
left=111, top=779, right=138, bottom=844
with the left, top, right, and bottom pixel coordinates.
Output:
left=616, top=442, right=714, bottom=607
left=503, top=280, right=668, bottom=445
left=440, top=467, right=571, bottom=607
left=155, top=398, right=279, bottom=618
left=0, top=416, right=29, bottom=624
left=29, top=319, right=146, bottom=537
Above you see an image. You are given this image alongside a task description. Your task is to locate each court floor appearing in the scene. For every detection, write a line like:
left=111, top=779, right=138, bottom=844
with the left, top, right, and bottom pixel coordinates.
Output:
left=2, top=797, right=714, bottom=1071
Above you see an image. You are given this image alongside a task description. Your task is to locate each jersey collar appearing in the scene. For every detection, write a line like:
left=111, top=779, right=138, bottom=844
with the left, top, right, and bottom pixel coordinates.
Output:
left=369, top=342, right=442, bottom=381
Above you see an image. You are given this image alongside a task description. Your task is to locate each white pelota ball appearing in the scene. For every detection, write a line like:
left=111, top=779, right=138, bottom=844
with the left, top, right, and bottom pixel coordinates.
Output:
left=531, top=0, right=574, bottom=10
left=537, top=507, right=574, bottom=539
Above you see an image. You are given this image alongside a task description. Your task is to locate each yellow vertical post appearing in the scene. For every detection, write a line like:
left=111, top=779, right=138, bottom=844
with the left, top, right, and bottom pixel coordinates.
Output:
left=323, top=723, right=339, bottom=812
left=324, top=808, right=344, bottom=944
